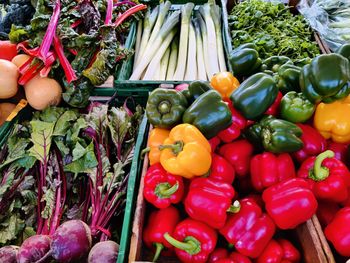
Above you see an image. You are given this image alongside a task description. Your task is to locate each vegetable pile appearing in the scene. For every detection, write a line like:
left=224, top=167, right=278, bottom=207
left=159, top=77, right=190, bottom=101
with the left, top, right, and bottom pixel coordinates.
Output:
left=4, top=0, right=146, bottom=108
left=298, top=0, right=350, bottom=51
left=140, top=46, right=350, bottom=262
left=0, top=100, right=143, bottom=262
left=228, top=0, right=320, bottom=60
left=130, top=0, right=227, bottom=81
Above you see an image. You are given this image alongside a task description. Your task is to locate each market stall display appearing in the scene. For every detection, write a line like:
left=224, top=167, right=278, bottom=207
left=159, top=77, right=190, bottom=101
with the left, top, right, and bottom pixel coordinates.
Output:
left=1, top=0, right=350, bottom=262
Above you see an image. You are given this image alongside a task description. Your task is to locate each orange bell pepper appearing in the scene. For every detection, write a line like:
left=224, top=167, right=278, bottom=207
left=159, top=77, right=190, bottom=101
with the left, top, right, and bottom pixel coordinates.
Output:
left=314, top=95, right=350, bottom=143
left=143, top=128, right=170, bottom=165
left=210, top=72, right=240, bottom=99
left=159, top=124, right=212, bottom=178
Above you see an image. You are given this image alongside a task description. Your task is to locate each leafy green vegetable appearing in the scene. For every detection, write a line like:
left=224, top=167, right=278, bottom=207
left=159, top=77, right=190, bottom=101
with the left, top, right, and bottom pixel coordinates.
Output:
left=228, top=0, right=320, bottom=60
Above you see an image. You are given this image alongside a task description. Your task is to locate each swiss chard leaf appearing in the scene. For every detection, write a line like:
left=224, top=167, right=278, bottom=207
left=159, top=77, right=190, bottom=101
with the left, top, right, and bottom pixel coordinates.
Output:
left=0, top=214, right=25, bottom=245
left=28, top=120, right=55, bottom=163
left=64, top=141, right=98, bottom=174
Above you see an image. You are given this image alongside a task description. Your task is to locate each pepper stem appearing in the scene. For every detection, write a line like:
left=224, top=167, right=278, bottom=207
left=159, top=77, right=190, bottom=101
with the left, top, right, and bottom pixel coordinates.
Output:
left=159, top=141, right=184, bottom=155
left=163, top=233, right=201, bottom=255
left=152, top=243, right=164, bottom=262
left=309, top=150, right=335, bottom=181
left=140, top=147, right=150, bottom=159
left=155, top=182, right=179, bottom=198
left=227, top=200, right=241, bottom=213
left=158, top=100, right=171, bottom=114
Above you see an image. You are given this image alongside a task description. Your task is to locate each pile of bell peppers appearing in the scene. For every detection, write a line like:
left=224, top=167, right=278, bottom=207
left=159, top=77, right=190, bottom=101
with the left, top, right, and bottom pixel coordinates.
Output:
left=141, top=43, right=350, bottom=262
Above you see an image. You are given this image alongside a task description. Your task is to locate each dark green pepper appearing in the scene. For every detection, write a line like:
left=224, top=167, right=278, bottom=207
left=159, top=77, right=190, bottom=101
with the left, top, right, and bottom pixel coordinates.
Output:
left=274, top=63, right=301, bottom=94
left=336, top=43, right=350, bottom=62
left=183, top=90, right=232, bottom=139
left=300, top=53, right=350, bottom=104
left=280, top=91, right=315, bottom=123
left=228, top=43, right=262, bottom=77
left=188, top=80, right=212, bottom=100
left=146, top=88, right=188, bottom=129
left=261, top=117, right=303, bottom=153
left=261, top=56, right=293, bottom=73
left=231, top=73, right=278, bottom=120
left=246, top=116, right=303, bottom=153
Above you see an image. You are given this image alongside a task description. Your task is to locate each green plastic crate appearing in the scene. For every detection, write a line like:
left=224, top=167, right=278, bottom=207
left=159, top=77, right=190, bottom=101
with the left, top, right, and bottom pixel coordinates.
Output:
left=0, top=89, right=150, bottom=263
left=91, top=88, right=151, bottom=263
left=114, top=0, right=233, bottom=91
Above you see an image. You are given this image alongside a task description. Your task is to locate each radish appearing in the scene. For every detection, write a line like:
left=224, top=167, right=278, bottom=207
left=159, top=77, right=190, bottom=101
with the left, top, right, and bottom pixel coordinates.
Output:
left=17, top=235, right=51, bottom=263
left=37, top=220, right=92, bottom=263
left=88, top=240, right=119, bottom=263
left=0, top=245, right=19, bottom=263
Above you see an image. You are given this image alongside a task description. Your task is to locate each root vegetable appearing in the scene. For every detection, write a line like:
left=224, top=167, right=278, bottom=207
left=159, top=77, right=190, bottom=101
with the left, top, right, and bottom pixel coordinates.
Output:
left=0, top=103, right=16, bottom=125
left=0, top=59, right=19, bottom=99
left=37, top=220, right=92, bottom=263
left=88, top=241, right=119, bottom=263
left=11, top=54, right=31, bottom=68
left=16, top=235, right=51, bottom=263
left=24, top=76, right=62, bottom=110
left=0, top=245, right=19, bottom=263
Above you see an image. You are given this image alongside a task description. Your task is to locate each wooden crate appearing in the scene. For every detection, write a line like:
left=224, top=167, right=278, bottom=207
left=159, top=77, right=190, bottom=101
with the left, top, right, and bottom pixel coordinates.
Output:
left=128, top=140, right=335, bottom=263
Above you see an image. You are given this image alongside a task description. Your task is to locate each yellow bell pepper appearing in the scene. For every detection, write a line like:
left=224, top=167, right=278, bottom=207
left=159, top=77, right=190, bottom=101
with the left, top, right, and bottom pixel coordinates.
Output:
left=143, top=128, right=170, bottom=165
left=210, top=72, right=240, bottom=99
left=159, top=124, right=212, bottom=178
left=314, top=95, right=350, bottom=143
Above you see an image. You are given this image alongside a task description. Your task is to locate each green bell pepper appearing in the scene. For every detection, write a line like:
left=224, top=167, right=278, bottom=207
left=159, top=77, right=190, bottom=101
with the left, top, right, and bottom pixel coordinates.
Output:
left=336, top=43, right=350, bottom=62
left=280, top=91, right=315, bottom=123
left=188, top=80, right=212, bottom=100
left=183, top=90, right=232, bottom=139
left=228, top=43, right=262, bottom=77
left=230, top=73, right=278, bottom=120
left=261, top=56, right=293, bottom=73
left=274, top=63, right=301, bottom=94
left=146, top=88, right=188, bottom=129
left=246, top=116, right=303, bottom=153
left=261, top=117, right=303, bottom=153
left=300, top=53, right=350, bottom=104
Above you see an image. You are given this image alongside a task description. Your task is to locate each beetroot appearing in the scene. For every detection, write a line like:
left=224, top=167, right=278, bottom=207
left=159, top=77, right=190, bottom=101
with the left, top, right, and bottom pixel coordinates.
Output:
left=88, top=241, right=119, bottom=263
left=0, top=245, right=19, bottom=263
left=51, top=220, right=92, bottom=262
left=16, top=235, right=51, bottom=263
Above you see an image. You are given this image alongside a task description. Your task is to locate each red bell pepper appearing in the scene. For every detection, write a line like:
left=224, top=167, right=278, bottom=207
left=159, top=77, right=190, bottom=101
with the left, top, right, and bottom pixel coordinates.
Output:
left=143, top=164, right=185, bottom=209
left=164, top=218, right=217, bottom=263
left=265, top=91, right=283, bottom=116
left=278, top=239, right=301, bottom=262
left=219, top=198, right=275, bottom=258
left=209, top=136, right=221, bottom=152
left=208, top=248, right=229, bottom=263
left=250, top=152, right=295, bottom=192
left=327, top=141, right=350, bottom=167
left=184, top=177, right=237, bottom=229
left=208, top=154, right=235, bottom=184
left=228, top=252, right=252, bottom=263
left=262, top=178, right=318, bottom=229
left=208, top=249, right=252, bottom=263
left=325, top=207, right=350, bottom=257
left=219, top=139, right=254, bottom=178
left=297, top=150, right=350, bottom=203
left=257, top=239, right=300, bottom=263
left=143, top=206, right=181, bottom=261
left=316, top=201, right=340, bottom=228
left=218, top=100, right=247, bottom=143
left=292, top=124, right=327, bottom=163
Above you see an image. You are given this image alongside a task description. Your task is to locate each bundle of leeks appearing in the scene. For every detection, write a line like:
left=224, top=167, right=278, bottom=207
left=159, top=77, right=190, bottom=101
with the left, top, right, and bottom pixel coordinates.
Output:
left=130, top=0, right=227, bottom=81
